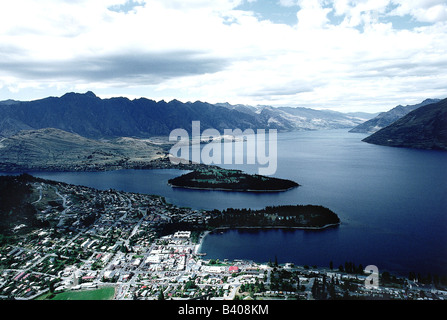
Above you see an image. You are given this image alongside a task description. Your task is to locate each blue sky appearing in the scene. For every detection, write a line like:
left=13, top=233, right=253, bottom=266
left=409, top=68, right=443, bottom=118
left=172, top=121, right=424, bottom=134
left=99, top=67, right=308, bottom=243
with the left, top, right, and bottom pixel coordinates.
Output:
left=0, top=0, right=446, bottom=112
left=236, top=0, right=301, bottom=25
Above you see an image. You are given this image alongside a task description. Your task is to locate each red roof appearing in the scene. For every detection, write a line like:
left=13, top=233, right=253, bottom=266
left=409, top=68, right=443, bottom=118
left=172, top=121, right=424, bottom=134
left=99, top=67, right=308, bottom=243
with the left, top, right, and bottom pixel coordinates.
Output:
left=229, top=266, right=239, bottom=272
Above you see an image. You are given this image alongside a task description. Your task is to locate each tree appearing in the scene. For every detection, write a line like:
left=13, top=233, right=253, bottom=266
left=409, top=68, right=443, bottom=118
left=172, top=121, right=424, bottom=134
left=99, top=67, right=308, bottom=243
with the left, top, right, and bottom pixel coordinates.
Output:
left=48, top=278, right=59, bottom=294
left=49, top=281, right=55, bottom=294
left=158, top=289, right=165, bottom=300
left=328, top=282, right=336, bottom=300
left=357, top=264, right=364, bottom=274
left=295, top=277, right=300, bottom=293
left=381, top=271, right=391, bottom=283
left=322, top=274, right=327, bottom=293
left=184, top=280, right=196, bottom=291
left=312, top=278, right=319, bottom=298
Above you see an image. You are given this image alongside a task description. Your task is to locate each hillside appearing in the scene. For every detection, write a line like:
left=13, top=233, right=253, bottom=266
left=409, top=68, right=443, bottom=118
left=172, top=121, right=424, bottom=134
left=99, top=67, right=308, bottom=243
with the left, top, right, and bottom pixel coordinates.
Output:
left=362, top=98, right=447, bottom=151
left=349, top=99, right=441, bottom=134
left=0, top=174, right=45, bottom=234
left=0, top=128, right=169, bottom=171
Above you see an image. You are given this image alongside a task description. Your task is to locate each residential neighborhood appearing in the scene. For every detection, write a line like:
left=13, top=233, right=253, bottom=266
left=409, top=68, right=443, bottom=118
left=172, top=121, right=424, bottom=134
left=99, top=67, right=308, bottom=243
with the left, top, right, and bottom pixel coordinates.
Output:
left=0, top=177, right=446, bottom=301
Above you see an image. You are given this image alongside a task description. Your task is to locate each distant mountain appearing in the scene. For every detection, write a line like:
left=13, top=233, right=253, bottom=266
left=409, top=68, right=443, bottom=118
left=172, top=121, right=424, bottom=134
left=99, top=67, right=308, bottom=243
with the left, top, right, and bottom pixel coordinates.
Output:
left=349, top=99, right=441, bottom=134
left=274, top=106, right=373, bottom=130
left=0, top=117, right=34, bottom=137
left=0, top=99, right=20, bottom=106
left=217, top=103, right=373, bottom=131
left=214, top=103, right=259, bottom=116
left=0, top=92, right=372, bottom=139
left=362, top=98, right=447, bottom=151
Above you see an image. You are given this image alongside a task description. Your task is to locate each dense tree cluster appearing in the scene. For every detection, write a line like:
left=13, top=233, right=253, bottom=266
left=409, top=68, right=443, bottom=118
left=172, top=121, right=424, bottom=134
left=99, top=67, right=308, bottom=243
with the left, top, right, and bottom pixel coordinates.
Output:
left=168, top=168, right=299, bottom=191
left=0, top=174, right=47, bottom=234
left=207, top=205, right=340, bottom=229
left=0, top=174, right=34, bottom=213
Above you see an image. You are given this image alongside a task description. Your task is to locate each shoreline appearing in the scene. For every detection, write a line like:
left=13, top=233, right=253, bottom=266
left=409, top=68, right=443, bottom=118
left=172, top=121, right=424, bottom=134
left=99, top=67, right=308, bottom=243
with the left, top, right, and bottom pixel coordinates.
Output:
left=168, top=183, right=298, bottom=193
left=209, top=223, right=340, bottom=232
left=194, top=230, right=211, bottom=254
left=194, top=223, right=340, bottom=255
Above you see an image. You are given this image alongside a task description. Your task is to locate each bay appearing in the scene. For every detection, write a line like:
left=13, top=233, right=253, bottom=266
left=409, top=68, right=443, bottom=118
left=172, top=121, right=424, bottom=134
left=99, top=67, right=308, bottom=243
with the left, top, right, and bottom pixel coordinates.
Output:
left=4, top=129, right=446, bottom=277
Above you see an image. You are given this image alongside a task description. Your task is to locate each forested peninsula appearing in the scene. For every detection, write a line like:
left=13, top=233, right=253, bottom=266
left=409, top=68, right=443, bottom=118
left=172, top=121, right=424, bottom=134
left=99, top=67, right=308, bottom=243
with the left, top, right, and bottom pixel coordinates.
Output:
left=168, top=167, right=299, bottom=192
left=206, top=205, right=341, bottom=229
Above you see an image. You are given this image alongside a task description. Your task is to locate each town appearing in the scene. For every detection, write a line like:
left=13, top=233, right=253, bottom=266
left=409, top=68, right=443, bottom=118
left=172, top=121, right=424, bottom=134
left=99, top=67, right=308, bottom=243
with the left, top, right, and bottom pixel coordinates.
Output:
left=0, top=176, right=446, bottom=301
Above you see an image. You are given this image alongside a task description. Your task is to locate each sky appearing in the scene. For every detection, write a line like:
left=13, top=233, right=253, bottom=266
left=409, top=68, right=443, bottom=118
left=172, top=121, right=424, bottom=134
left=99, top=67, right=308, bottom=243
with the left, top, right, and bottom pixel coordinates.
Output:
left=0, top=0, right=446, bottom=113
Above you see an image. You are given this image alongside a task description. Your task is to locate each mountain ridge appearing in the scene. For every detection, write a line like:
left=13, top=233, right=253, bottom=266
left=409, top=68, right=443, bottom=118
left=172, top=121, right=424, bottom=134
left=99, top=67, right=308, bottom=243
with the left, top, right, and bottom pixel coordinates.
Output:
left=0, top=91, right=373, bottom=139
left=362, top=98, right=447, bottom=151
left=349, top=98, right=441, bottom=134
left=0, top=92, right=264, bottom=139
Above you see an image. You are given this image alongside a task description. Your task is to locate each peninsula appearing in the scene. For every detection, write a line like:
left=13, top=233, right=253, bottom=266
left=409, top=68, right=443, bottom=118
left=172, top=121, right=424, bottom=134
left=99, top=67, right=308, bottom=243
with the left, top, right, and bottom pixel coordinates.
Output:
left=2, top=174, right=437, bottom=302
left=207, top=205, right=341, bottom=230
left=167, top=167, right=299, bottom=192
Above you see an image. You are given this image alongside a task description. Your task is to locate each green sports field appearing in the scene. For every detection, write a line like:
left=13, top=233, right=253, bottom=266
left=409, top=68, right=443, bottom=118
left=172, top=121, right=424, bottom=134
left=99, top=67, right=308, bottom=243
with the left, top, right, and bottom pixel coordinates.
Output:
left=36, top=286, right=116, bottom=300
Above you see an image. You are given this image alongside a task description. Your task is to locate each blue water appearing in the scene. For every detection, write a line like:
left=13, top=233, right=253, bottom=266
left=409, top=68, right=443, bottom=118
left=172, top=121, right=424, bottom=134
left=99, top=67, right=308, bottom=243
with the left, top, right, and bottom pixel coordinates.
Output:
left=3, top=129, right=446, bottom=277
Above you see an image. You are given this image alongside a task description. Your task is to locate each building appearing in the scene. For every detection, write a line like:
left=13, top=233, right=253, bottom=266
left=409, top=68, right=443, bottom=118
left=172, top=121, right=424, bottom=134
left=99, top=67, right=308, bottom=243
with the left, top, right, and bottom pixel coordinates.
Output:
left=229, top=266, right=239, bottom=273
left=173, top=231, right=191, bottom=239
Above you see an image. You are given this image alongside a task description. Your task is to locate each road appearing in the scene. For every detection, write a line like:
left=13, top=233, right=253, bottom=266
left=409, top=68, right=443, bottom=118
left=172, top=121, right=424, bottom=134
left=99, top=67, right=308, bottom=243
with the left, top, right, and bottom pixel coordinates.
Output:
left=32, top=184, right=43, bottom=204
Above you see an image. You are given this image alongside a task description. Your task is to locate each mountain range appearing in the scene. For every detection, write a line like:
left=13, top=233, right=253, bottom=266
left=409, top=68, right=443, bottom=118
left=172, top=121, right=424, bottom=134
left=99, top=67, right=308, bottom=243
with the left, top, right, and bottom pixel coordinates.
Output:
left=217, top=103, right=378, bottom=132
left=0, top=91, right=374, bottom=139
left=349, top=98, right=441, bottom=134
left=362, top=98, right=447, bottom=151
left=1, top=91, right=444, bottom=172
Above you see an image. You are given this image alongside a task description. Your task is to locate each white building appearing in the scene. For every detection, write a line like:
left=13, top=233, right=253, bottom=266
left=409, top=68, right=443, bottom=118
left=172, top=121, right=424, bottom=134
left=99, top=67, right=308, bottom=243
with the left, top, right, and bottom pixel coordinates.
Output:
left=145, top=255, right=161, bottom=264
left=173, top=231, right=191, bottom=239
left=201, top=265, right=227, bottom=273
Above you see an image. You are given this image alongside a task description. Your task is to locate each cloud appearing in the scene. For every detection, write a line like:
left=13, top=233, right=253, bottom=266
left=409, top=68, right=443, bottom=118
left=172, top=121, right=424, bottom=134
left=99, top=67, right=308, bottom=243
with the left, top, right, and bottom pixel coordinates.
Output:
left=245, top=81, right=315, bottom=98
left=0, top=50, right=228, bottom=84
left=109, top=0, right=145, bottom=13
left=390, top=0, right=447, bottom=22
left=0, top=0, right=446, bottom=112
left=332, top=0, right=447, bottom=25
left=296, top=0, right=332, bottom=29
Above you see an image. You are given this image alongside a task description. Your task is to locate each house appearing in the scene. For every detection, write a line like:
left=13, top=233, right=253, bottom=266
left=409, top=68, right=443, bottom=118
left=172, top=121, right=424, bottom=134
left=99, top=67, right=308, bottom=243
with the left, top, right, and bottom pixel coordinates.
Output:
left=229, top=266, right=239, bottom=273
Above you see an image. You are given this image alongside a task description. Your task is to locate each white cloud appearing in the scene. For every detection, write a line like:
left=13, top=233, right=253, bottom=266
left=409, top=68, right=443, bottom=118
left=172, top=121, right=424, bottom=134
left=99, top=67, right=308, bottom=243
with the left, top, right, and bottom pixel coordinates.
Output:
left=0, top=0, right=446, bottom=112
left=390, top=0, right=447, bottom=22
left=296, top=0, right=332, bottom=29
left=331, top=0, right=392, bottom=27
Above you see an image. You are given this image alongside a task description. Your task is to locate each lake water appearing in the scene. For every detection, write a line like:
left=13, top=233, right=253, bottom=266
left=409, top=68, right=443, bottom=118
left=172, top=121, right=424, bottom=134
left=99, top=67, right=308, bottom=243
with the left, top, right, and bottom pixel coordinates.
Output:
left=5, top=129, right=447, bottom=277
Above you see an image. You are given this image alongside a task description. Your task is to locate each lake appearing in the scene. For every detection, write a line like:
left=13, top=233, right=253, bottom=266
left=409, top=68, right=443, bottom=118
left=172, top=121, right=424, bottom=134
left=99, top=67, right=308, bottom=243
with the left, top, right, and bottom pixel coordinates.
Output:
left=7, top=129, right=447, bottom=277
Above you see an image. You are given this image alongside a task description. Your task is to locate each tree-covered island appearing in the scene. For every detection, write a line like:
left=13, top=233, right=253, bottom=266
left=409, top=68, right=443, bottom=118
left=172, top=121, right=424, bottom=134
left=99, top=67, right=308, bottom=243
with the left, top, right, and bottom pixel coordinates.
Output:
left=206, top=205, right=341, bottom=230
left=168, top=167, right=299, bottom=192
